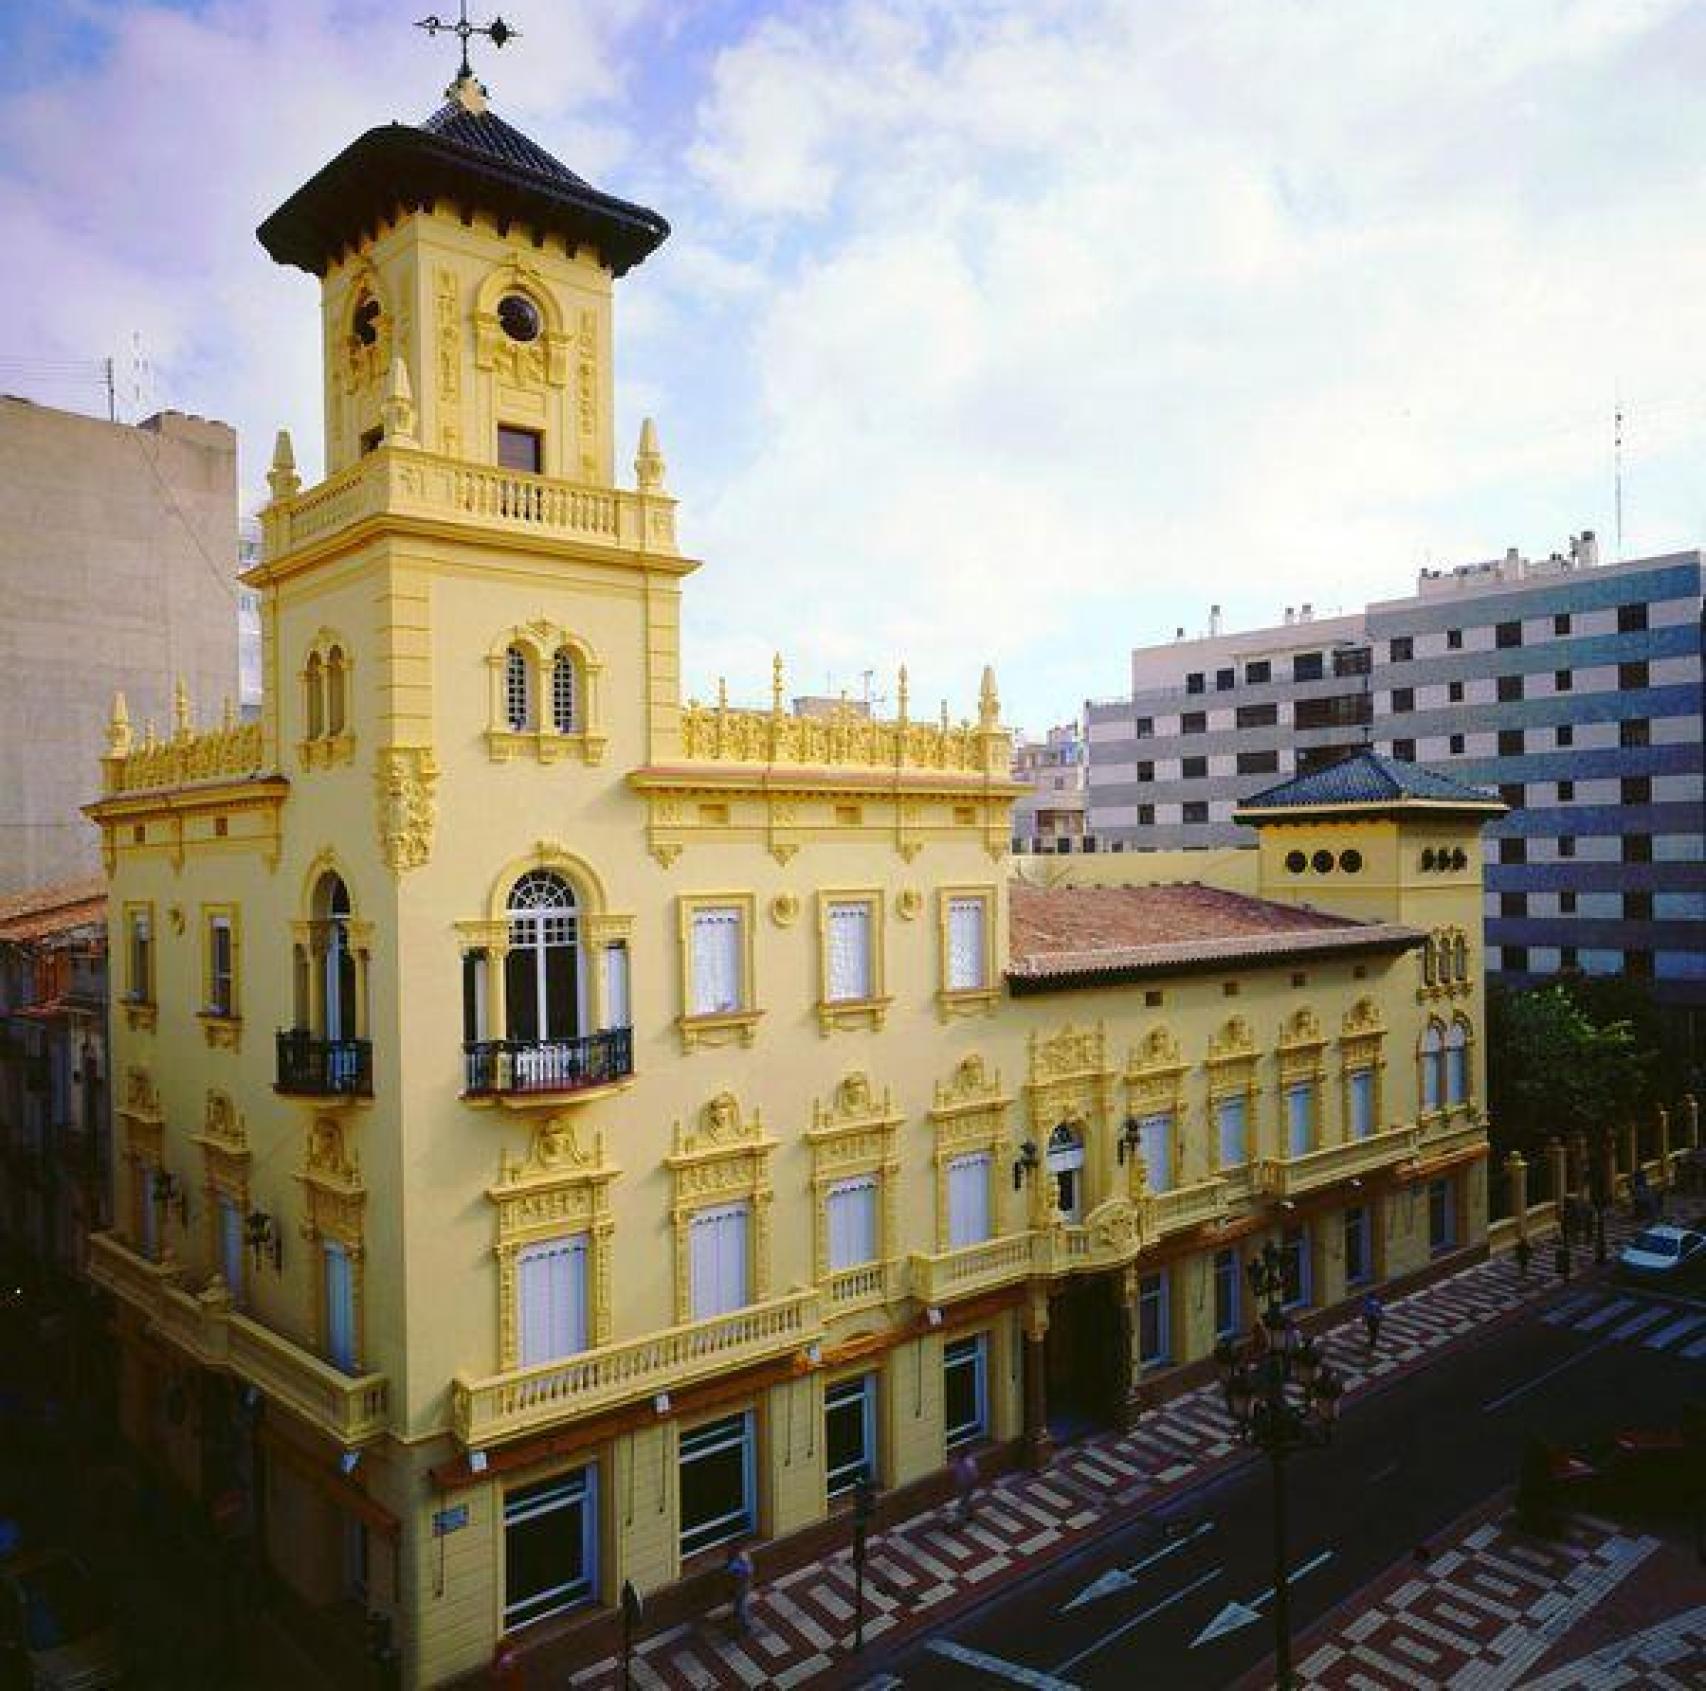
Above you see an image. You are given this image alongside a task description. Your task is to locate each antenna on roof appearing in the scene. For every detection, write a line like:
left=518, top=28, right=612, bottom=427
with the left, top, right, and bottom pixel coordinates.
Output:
left=415, top=1, right=518, bottom=82
left=1613, top=391, right=1625, bottom=562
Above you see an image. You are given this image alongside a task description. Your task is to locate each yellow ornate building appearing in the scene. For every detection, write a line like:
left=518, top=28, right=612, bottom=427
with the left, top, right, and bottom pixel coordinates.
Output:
left=85, top=72, right=1502, bottom=1687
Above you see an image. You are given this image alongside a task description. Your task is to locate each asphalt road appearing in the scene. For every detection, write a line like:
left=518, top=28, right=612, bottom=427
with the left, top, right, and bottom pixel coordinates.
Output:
left=877, top=1273, right=1706, bottom=1690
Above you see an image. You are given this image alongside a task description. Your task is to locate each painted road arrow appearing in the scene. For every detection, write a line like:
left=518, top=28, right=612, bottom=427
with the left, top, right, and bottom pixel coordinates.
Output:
left=1062, top=1520, right=1215, bottom=1612
left=1190, top=1549, right=1334, bottom=1647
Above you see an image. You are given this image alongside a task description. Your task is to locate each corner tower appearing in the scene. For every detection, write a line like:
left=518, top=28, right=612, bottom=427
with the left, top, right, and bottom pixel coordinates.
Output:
left=258, top=71, right=669, bottom=482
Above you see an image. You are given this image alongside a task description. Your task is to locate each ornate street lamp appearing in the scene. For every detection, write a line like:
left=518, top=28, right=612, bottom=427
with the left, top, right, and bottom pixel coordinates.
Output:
left=245, top=1208, right=284, bottom=1274
left=1011, top=1139, right=1040, bottom=1192
left=1215, top=1241, right=1345, bottom=1689
left=151, top=1167, right=189, bottom=1230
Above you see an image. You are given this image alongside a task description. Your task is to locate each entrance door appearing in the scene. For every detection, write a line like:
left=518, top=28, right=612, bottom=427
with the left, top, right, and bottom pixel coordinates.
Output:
left=1043, top=1276, right=1123, bottom=1439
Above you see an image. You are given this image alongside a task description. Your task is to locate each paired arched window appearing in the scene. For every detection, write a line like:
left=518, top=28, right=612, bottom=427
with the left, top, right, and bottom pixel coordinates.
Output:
left=505, top=645, right=531, bottom=731
left=300, top=635, right=353, bottom=765
left=493, top=634, right=590, bottom=749
left=551, top=648, right=578, bottom=732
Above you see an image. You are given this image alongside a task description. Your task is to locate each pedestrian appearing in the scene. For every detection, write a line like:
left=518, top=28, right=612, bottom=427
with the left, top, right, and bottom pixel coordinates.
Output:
left=952, top=1449, right=978, bottom=1525
left=725, top=1545, right=754, bottom=1635
left=1361, top=1292, right=1385, bottom=1349
left=1554, top=1237, right=1571, bottom=1281
left=1514, top=1234, right=1533, bottom=1281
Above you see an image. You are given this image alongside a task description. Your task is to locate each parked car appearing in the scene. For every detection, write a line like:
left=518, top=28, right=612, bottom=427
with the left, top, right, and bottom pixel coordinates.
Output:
left=0, top=1547, right=121, bottom=1690
left=1615, top=1224, right=1706, bottom=1286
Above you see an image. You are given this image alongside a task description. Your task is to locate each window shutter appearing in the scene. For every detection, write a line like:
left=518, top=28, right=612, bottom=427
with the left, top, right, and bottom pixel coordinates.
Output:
left=324, top=1242, right=356, bottom=1372
left=1217, top=1096, right=1247, bottom=1167
left=219, top=1197, right=244, bottom=1299
left=603, top=944, right=630, bottom=1029
left=1286, top=1084, right=1311, bottom=1157
left=826, top=901, right=872, bottom=1001
left=691, top=1203, right=750, bottom=1319
left=1137, top=1114, right=1172, bottom=1192
left=946, top=898, right=986, bottom=991
left=1349, top=1069, right=1375, bottom=1138
left=519, top=1237, right=590, bottom=1366
left=828, top=1178, right=878, bottom=1270
left=947, top=1153, right=991, bottom=1248
left=691, top=908, right=742, bottom=1015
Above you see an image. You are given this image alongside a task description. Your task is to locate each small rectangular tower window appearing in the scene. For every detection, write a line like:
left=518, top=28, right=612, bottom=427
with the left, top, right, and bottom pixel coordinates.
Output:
left=498, top=425, right=543, bottom=474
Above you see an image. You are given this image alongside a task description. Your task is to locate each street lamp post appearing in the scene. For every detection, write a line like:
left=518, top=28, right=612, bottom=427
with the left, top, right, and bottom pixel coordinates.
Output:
left=1215, top=1241, right=1345, bottom=1690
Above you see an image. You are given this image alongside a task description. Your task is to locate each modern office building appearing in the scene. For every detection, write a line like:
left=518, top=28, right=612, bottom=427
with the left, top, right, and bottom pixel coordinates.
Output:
left=0, top=398, right=242, bottom=892
left=1085, top=540, right=1705, bottom=1018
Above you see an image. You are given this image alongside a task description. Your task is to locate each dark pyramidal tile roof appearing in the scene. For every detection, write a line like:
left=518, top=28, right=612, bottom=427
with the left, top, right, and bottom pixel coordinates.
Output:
left=419, top=97, right=591, bottom=189
left=1239, top=750, right=1502, bottom=812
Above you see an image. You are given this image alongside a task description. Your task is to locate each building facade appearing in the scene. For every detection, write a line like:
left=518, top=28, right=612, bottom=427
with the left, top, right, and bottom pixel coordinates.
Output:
left=1011, top=721, right=1087, bottom=851
left=1085, top=540, right=1706, bottom=1018
left=0, top=399, right=242, bottom=893
left=85, top=74, right=1499, bottom=1687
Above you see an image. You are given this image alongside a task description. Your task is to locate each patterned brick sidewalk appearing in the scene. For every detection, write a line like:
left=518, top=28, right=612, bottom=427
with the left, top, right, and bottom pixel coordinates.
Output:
left=1290, top=1514, right=1706, bottom=1690
left=565, top=1209, right=1690, bottom=1690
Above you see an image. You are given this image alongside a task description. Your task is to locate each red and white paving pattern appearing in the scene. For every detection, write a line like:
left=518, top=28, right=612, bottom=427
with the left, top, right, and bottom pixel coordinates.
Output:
left=565, top=1217, right=1690, bottom=1689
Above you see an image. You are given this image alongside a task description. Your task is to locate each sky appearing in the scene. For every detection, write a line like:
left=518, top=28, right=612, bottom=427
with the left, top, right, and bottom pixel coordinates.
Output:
left=4, top=0, right=1706, bottom=734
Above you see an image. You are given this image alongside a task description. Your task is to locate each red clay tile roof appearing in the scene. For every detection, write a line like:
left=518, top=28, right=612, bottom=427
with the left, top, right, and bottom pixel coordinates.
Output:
left=1007, top=883, right=1421, bottom=985
left=0, top=877, right=107, bottom=944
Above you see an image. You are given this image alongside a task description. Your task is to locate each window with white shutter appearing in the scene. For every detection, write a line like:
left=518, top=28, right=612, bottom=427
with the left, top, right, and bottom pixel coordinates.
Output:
left=1216, top=1095, right=1248, bottom=1168
left=1136, top=1113, right=1172, bottom=1193
left=826, top=900, right=873, bottom=1002
left=690, top=1202, right=750, bottom=1319
left=603, top=943, right=630, bottom=1029
left=946, top=897, right=987, bottom=992
left=219, top=1195, right=245, bottom=1305
left=1348, top=1069, right=1375, bottom=1139
left=1285, top=1083, right=1312, bottom=1158
left=324, top=1241, right=357, bottom=1372
left=947, top=1153, right=992, bottom=1248
left=826, top=1177, right=879, bottom=1271
left=689, top=907, right=744, bottom=1016
left=518, top=1235, right=589, bottom=1366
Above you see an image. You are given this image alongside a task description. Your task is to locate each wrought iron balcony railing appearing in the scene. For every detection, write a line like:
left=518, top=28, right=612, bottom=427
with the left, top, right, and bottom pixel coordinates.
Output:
left=463, top=1029, right=634, bottom=1098
left=275, top=1030, right=373, bottom=1097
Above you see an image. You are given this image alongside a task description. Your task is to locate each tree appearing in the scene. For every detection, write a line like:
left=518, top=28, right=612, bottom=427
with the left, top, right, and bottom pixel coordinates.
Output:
left=1487, top=983, right=1652, bottom=1159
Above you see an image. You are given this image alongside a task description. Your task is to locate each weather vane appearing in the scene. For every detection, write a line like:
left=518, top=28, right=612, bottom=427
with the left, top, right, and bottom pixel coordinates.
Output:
left=415, top=1, right=519, bottom=81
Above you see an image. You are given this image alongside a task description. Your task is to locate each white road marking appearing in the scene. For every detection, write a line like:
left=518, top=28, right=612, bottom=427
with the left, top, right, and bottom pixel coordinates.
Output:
left=1644, top=1313, right=1706, bottom=1349
left=1053, top=1567, right=1224, bottom=1673
left=1482, top=1331, right=1622, bottom=1412
left=925, top=1639, right=1082, bottom=1689
left=1575, top=1297, right=1636, bottom=1332
left=1061, top=1520, right=1215, bottom=1612
left=1189, top=1549, right=1335, bottom=1649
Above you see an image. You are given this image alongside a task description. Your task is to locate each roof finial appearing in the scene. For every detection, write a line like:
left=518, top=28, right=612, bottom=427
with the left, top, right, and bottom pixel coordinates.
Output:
left=979, top=665, right=1000, bottom=729
left=106, top=692, right=132, bottom=759
left=381, top=353, right=419, bottom=447
left=267, top=429, right=300, bottom=503
left=635, top=417, right=667, bottom=493
left=416, top=1, right=518, bottom=93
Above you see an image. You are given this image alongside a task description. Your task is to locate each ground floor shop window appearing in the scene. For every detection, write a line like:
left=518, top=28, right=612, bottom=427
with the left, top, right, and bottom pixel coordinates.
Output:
left=1213, top=1247, right=1240, bottom=1339
left=1137, top=1270, right=1170, bottom=1365
left=1280, top=1225, right=1310, bottom=1309
left=1428, top=1178, right=1455, bottom=1255
left=943, top=1333, right=988, bottom=1449
left=1344, top=1205, right=1372, bottom=1287
left=679, top=1412, right=754, bottom=1559
left=825, top=1374, right=877, bottom=1498
left=503, top=1466, right=597, bottom=1630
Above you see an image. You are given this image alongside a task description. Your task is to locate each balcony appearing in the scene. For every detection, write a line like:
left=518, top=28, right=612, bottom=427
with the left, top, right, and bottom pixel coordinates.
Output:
left=1146, top=1177, right=1231, bottom=1237
left=275, top=1030, right=372, bottom=1099
left=463, top=1030, right=633, bottom=1101
left=908, top=1234, right=1034, bottom=1307
left=825, top=1261, right=894, bottom=1314
left=451, top=1289, right=823, bottom=1449
left=227, top=1313, right=389, bottom=1444
left=86, top=1231, right=389, bottom=1445
left=1253, top=1123, right=1421, bottom=1200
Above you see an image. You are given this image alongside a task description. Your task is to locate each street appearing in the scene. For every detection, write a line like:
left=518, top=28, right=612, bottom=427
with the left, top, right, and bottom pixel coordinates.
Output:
left=879, top=1270, right=1706, bottom=1689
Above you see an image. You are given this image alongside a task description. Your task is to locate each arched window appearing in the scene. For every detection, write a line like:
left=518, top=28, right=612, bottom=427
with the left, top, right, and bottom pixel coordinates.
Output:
left=505, top=871, right=582, bottom=1048
left=1420, top=1021, right=1446, bottom=1113
left=325, top=646, right=347, bottom=736
left=1452, top=934, right=1469, bottom=984
left=505, top=645, right=532, bottom=732
left=1445, top=1019, right=1470, bottom=1105
left=305, top=652, right=325, bottom=740
left=1046, top=1122, right=1086, bottom=1222
left=1421, top=937, right=1438, bottom=987
left=551, top=648, right=577, bottom=733
left=313, top=872, right=357, bottom=1044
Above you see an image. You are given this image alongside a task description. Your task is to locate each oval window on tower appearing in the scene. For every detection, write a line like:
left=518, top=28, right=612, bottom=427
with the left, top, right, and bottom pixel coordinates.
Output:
left=1311, top=849, right=1334, bottom=874
left=498, top=293, right=542, bottom=344
left=1285, top=850, right=1307, bottom=875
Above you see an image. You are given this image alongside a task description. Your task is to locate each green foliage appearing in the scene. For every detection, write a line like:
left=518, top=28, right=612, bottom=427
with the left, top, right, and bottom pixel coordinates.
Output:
left=1487, top=982, right=1653, bottom=1156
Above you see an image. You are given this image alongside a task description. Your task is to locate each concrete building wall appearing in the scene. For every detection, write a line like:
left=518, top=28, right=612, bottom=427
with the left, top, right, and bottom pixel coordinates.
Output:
left=0, top=400, right=240, bottom=892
